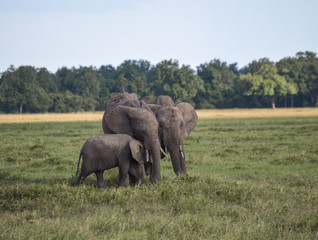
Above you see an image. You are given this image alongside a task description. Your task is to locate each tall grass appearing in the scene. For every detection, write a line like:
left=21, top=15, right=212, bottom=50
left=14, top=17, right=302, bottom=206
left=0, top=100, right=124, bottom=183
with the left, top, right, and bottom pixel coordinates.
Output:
left=1, top=117, right=318, bottom=239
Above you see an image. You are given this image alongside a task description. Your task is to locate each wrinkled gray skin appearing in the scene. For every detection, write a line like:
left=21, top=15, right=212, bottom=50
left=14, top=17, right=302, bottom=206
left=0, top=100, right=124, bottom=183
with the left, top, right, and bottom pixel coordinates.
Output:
left=102, top=96, right=161, bottom=182
left=146, top=96, right=198, bottom=175
left=76, top=134, right=147, bottom=188
left=142, top=95, right=174, bottom=106
left=107, top=93, right=138, bottom=106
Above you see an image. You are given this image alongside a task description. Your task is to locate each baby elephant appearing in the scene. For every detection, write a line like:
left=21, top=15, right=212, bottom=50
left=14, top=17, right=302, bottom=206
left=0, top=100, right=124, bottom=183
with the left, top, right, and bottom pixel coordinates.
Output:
left=76, top=134, right=147, bottom=188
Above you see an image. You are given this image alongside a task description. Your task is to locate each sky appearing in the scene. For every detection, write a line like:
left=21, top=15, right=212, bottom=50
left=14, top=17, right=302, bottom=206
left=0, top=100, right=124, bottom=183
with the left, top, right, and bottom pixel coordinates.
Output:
left=1, top=0, right=318, bottom=72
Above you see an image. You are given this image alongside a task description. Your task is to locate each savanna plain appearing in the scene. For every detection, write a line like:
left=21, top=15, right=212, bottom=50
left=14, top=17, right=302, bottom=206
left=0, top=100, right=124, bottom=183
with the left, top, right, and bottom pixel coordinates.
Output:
left=0, top=109, right=318, bottom=239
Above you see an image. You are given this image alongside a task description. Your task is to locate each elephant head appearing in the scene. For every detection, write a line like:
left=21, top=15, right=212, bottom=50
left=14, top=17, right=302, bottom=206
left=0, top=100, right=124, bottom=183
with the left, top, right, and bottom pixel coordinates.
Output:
left=149, top=102, right=198, bottom=175
left=102, top=98, right=161, bottom=182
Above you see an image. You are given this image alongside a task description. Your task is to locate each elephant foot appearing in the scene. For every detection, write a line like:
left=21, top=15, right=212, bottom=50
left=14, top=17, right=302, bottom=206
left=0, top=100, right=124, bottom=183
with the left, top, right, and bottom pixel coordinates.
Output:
left=97, top=183, right=107, bottom=189
left=75, top=175, right=86, bottom=186
left=95, top=170, right=106, bottom=189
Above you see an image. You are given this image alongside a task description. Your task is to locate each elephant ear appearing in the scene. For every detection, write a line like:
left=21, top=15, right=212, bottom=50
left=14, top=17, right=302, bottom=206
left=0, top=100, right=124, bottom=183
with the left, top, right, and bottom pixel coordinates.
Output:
left=103, top=105, right=134, bottom=137
left=176, top=102, right=198, bottom=141
left=129, top=140, right=144, bottom=164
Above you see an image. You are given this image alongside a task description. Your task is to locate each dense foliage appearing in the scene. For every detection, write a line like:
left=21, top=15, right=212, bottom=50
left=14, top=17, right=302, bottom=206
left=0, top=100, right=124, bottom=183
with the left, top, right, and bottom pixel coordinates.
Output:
left=1, top=51, right=318, bottom=113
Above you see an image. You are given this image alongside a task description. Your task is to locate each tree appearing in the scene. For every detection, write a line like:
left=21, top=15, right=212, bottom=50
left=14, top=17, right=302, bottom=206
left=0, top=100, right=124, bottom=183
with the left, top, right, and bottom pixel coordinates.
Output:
left=55, top=67, right=77, bottom=92
left=196, top=59, right=238, bottom=108
left=74, top=67, right=101, bottom=98
left=277, top=51, right=318, bottom=107
left=116, top=60, right=150, bottom=96
left=118, top=73, right=128, bottom=93
left=98, top=65, right=117, bottom=92
left=49, top=91, right=83, bottom=112
left=296, top=51, right=318, bottom=107
left=1, top=52, right=317, bottom=112
left=98, top=85, right=110, bottom=110
left=239, top=61, right=293, bottom=109
left=36, top=68, right=57, bottom=93
left=178, top=65, right=205, bottom=104
left=276, top=57, right=300, bottom=107
left=0, top=65, right=50, bottom=113
left=149, top=60, right=204, bottom=104
left=97, top=65, right=115, bottom=110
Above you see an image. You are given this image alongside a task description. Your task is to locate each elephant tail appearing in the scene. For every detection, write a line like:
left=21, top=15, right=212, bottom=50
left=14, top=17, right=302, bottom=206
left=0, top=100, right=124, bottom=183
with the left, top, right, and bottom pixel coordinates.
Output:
left=76, top=149, right=83, bottom=176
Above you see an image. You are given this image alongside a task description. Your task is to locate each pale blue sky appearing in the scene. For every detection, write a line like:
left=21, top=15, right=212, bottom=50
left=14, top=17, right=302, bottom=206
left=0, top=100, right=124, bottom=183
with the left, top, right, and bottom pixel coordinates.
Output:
left=1, top=0, right=317, bottom=72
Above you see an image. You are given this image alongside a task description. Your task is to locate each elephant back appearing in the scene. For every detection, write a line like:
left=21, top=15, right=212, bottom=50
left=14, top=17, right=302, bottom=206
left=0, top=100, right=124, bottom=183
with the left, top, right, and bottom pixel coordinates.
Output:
left=107, top=93, right=139, bottom=106
left=103, top=98, right=155, bottom=135
left=106, top=98, right=152, bottom=114
left=142, top=95, right=174, bottom=106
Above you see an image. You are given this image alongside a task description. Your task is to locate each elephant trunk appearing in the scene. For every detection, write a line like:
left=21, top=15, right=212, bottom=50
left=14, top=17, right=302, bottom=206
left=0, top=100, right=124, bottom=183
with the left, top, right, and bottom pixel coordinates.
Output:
left=167, top=138, right=186, bottom=175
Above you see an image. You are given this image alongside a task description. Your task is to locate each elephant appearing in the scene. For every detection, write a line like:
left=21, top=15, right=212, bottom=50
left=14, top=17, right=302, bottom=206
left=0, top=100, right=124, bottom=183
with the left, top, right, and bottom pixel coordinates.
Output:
left=142, top=95, right=174, bottom=106
left=146, top=96, right=198, bottom=175
left=107, top=92, right=139, bottom=106
left=76, top=134, right=148, bottom=188
left=102, top=97, right=162, bottom=182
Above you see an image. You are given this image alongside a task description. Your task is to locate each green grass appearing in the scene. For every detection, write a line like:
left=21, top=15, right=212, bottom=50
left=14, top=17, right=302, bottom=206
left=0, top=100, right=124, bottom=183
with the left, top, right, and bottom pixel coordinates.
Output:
left=1, top=117, right=318, bottom=239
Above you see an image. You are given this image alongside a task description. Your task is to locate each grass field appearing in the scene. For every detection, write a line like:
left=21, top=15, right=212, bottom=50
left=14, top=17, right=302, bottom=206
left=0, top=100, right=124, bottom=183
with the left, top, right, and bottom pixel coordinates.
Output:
left=0, top=110, right=318, bottom=239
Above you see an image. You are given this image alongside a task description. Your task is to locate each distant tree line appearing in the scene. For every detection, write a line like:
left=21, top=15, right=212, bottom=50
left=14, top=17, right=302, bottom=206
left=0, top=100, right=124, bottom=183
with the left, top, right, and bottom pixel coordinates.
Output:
left=0, top=51, right=317, bottom=113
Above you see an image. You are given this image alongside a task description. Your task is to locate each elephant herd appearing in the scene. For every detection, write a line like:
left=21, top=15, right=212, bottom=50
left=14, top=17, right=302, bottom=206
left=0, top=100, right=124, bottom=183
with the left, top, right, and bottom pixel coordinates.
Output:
left=76, top=93, right=198, bottom=188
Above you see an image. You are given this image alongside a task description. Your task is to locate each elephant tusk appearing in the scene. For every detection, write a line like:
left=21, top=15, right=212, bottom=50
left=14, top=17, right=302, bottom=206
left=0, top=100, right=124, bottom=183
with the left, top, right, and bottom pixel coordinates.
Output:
left=160, top=147, right=168, bottom=159
left=146, top=149, right=149, bottom=162
left=180, top=145, right=184, bottom=158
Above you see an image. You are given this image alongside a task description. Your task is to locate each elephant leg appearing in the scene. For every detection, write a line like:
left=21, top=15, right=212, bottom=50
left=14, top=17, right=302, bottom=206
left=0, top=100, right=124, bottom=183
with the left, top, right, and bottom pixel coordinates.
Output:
left=129, top=174, right=138, bottom=186
left=95, top=170, right=106, bottom=189
left=118, top=165, right=129, bottom=187
left=76, top=172, right=88, bottom=185
left=75, top=176, right=82, bottom=185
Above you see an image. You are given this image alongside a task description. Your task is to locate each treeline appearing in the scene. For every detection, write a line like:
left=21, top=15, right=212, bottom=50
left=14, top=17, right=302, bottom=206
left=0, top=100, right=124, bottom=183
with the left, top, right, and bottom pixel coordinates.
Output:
left=0, top=51, right=317, bottom=113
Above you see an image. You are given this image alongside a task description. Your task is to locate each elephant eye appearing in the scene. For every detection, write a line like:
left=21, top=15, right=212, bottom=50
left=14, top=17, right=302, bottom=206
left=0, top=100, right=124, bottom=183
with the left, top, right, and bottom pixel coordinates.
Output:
left=180, top=122, right=184, bottom=129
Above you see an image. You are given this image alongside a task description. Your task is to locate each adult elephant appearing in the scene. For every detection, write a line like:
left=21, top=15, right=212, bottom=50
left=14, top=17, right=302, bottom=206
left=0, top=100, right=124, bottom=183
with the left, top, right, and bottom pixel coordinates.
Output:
left=142, top=95, right=174, bottom=106
left=147, top=96, right=198, bottom=175
left=107, top=92, right=138, bottom=105
left=102, top=97, right=161, bottom=182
